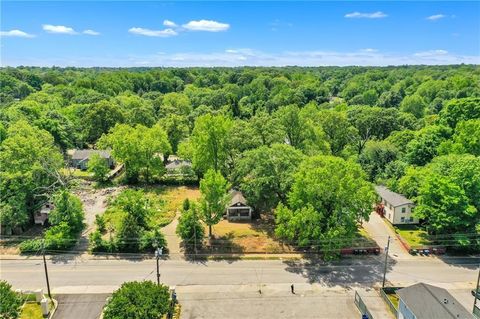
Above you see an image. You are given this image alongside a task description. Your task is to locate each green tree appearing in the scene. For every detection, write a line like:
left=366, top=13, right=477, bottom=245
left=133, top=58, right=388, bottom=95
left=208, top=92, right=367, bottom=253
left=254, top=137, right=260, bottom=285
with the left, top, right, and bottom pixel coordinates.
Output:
left=103, top=281, right=171, bottom=319
left=158, top=114, right=189, bottom=154
left=0, top=280, right=22, bottom=319
left=88, top=153, right=110, bottom=182
left=176, top=203, right=205, bottom=251
left=235, top=144, right=304, bottom=211
left=84, top=100, right=124, bottom=143
left=317, top=110, right=357, bottom=156
left=0, top=121, right=63, bottom=231
left=48, top=190, right=84, bottom=234
left=358, top=140, right=398, bottom=182
left=275, top=156, right=375, bottom=259
left=439, top=97, right=480, bottom=128
left=199, top=169, right=230, bottom=237
left=99, top=124, right=171, bottom=183
left=415, top=174, right=477, bottom=237
left=400, top=94, right=426, bottom=118
left=190, top=114, right=232, bottom=174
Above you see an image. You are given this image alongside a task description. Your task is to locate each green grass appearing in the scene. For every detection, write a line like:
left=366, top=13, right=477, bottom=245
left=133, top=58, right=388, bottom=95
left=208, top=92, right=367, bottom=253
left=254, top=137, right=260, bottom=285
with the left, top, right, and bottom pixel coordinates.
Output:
left=395, top=225, right=431, bottom=247
left=20, top=303, right=43, bottom=319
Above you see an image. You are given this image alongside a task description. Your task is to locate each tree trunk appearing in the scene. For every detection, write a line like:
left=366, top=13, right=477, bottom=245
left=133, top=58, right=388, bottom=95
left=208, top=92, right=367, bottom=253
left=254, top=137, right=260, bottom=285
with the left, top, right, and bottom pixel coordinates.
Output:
left=209, top=225, right=213, bottom=238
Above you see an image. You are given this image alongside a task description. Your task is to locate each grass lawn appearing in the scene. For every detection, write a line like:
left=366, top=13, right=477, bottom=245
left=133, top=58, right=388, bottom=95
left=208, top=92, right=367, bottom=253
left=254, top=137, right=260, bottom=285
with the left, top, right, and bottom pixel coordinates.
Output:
left=206, top=217, right=293, bottom=253
left=393, top=224, right=431, bottom=247
left=20, top=303, right=43, bottom=319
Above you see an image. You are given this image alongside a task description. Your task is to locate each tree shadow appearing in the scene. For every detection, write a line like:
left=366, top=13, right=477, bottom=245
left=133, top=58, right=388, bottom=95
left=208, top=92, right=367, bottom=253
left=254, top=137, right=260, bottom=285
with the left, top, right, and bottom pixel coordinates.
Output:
left=436, top=254, right=480, bottom=270
left=181, top=233, right=243, bottom=264
left=282, top=254, right=397, bottom=288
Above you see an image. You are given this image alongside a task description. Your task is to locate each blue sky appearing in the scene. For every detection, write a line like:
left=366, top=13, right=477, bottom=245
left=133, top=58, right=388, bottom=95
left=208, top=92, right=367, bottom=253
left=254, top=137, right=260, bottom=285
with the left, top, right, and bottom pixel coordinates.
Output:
left=1, top=1, right=479, bottom=67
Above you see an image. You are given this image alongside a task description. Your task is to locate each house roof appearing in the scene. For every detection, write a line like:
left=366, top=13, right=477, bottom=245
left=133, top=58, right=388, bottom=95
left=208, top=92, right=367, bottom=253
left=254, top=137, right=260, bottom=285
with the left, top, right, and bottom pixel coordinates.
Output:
left=397, top=283, right=473, bottom=319
left=375, top=185, right=413, bottom=207
left=71, top=149, right=111, bottom=160
left=165, top=159, right=192, bottom=170
left=229, top=190, right=248, bottom=207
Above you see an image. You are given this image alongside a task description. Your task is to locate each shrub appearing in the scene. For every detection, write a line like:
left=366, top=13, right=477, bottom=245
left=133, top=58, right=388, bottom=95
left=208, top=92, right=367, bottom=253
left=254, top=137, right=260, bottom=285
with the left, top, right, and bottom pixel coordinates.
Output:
left=139, top=229, right=167, bottom=253
left=0, top=280, right=22, bottom=319
left=19, top=239, right=43, bottom=254
left=176, top=204, right=204, bottom=251
left=44, top=222, right=76, bottom=251
left=95, top=214, right=106, bottom=233
left=103, top=281, right=170, bottom=319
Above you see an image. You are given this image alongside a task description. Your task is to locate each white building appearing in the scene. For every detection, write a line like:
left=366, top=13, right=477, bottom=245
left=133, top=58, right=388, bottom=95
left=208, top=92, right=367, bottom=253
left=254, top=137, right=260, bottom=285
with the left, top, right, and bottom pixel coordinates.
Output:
left=225, top=190, right=252, bottom=221
left=375, top=186, right=418, bottom=225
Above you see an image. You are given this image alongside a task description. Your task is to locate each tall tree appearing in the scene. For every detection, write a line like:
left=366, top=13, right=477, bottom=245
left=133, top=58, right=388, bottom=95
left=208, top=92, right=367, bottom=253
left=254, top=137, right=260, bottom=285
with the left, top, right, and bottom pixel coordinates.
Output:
left=190, top=114, right=232, bottom=174
left=199, top=169, right=230, bottom=237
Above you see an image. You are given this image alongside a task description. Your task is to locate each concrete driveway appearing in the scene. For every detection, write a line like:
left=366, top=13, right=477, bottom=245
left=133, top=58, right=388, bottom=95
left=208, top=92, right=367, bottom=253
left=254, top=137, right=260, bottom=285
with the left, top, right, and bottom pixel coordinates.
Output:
left=53, top=294, right=109, bottom=319
left=362, top=212, right=411, bottom=259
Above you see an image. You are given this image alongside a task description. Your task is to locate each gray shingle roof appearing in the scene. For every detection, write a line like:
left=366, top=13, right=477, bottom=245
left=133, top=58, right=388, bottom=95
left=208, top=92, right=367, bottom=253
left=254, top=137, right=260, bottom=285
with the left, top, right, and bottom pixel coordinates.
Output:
left=165, top=159, right=192, bottom=170
left=229, top=190, right=248, bottom=207
left=375, top=185, right=413, bottom=207
left=71, top=149, right=111, bottom=160
left=397, top=283, right=473, bottom=319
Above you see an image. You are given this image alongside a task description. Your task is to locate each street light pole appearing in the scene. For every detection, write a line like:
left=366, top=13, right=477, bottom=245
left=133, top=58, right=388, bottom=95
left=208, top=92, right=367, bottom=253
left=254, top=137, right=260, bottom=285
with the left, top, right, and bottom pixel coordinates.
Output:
left=382, top=236, right=390, bottom=288
left=42, top=240, right=52, bottom=299
left=154, top=244, right=163, bottom=286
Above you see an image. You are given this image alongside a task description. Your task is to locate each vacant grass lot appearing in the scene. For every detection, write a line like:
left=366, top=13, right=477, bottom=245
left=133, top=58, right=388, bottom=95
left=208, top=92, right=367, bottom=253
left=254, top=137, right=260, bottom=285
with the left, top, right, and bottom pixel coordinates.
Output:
left=20, top=303, right=43, bottom=319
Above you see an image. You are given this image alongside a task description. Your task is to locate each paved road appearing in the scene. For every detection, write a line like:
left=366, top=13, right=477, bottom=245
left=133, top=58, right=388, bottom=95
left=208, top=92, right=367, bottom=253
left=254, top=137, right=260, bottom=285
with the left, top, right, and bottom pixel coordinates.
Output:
left=1, top=256, right=477, bottom=318
left=54, top=294, right=109, bottom=319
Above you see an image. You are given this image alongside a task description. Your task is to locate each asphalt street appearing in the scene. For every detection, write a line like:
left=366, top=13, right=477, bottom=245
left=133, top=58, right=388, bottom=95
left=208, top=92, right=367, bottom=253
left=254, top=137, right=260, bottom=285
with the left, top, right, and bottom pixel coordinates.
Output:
left=1, top=256, right=478, bottom=318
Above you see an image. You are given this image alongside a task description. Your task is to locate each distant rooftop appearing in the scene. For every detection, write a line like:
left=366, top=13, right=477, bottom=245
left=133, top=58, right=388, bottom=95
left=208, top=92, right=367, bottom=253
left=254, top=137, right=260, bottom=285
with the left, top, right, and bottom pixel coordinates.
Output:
left=375, top=185, right=413, bottom=207
left=397, top=283, right=473, bottom=319
left=71, top=149, right=111, bottom=160
left=229, top=190, right=248, bottom=207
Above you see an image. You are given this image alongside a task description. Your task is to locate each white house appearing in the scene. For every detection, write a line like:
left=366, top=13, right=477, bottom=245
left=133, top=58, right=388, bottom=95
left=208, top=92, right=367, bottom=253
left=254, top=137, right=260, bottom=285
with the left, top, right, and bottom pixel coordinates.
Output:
left=375, top=186, right=418, bottom=225
left=396, top=283, right=473, bottom=319
left=34, top=203, right=54, bottom=226
left=225, top=190, right=252, bottom=221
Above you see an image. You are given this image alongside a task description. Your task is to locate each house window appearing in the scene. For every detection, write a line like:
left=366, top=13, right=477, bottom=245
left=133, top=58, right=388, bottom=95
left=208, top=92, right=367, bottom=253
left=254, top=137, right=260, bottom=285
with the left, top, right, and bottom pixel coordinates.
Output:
left=410, top=217, right=414, bottom=222
left=401, top=217, right=405, bottom=223
left=401, top=207, right=406, bottom=213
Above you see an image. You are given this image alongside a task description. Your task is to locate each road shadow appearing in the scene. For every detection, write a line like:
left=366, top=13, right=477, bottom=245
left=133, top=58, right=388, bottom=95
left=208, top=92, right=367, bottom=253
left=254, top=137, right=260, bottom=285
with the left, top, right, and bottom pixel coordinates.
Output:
left=283, top=254, right=396, bottom=288
left=436, top=254, right=480, bottom=270
left=180, top=235, right=243, bottom=264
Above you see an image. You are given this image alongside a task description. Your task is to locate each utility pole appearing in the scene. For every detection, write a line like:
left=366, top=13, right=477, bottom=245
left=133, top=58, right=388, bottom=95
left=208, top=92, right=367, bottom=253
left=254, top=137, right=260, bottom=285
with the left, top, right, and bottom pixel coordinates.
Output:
left=382, top=236, right=390, bottom=288
left=153, top=240, right=163, bottom=286
left=473, top=264, right=480, bottom=316
left=42, top=240, right=52, bottom=299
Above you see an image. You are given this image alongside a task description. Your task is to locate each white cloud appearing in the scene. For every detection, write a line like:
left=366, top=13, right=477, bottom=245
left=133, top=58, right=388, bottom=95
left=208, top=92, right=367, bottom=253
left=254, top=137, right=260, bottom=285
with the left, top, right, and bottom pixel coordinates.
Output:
left=345, top=11, right=388, bottom=19
left=413, top=49, right=448, bottom=57
left=128, top=27, right=178, bottom=37
left=163, top=20, right=177, bottom=28
left=0, top=29, right=35, bottom=38
left=4, top=48, right=479, bottom=67
left=361, top=48, right=378, bottom=53
left=426, top=14, right=446, bottom=21
left=42, top=24, right=78, bottom=34
left=83, top=29, right=100, bottom=36
left=182, top=20, right=230, bottom=32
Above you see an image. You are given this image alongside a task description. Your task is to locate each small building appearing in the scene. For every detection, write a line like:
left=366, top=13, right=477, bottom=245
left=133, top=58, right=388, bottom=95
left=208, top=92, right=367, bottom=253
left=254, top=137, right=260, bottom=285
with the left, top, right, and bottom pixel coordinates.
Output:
left=226, top=190, right=252, bottom=221
left=375, top=185, right=418, bottom=225
left=70, top=149, right=114, bottom=171
left=34, top=203, right=54, bottom=226
left=165, top=159, right=193, bottom=172
left=396, top=283, right=473, bottom=319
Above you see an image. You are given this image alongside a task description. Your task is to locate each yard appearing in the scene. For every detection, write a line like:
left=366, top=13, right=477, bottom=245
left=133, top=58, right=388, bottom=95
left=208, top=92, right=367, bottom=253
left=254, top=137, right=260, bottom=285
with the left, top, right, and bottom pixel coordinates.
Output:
left=387, top=223, right=432, bottom=247
left=205, top=216, right=292, bottom=254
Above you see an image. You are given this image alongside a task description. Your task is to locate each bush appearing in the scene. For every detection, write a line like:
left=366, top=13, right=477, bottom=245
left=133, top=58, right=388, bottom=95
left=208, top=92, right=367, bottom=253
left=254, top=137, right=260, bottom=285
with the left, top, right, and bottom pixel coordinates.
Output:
left=103, top=281, right=171, bottom=319
left=95, top=214, right=106, bottom=233
left=44, top=222, right=76, bottom=251
left=89, top=230, right=111, bottom=253
left=139, top=229, right=167, bottom=253
left=0, top=280, right=22, bottom=319
left=19, top=239, right=43, bottom=254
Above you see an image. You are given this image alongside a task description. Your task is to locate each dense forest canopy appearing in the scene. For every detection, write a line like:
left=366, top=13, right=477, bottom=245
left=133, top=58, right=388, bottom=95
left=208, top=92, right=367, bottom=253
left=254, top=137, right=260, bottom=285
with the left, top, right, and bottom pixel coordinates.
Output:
left=1, top=65, right=479, bottom=252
